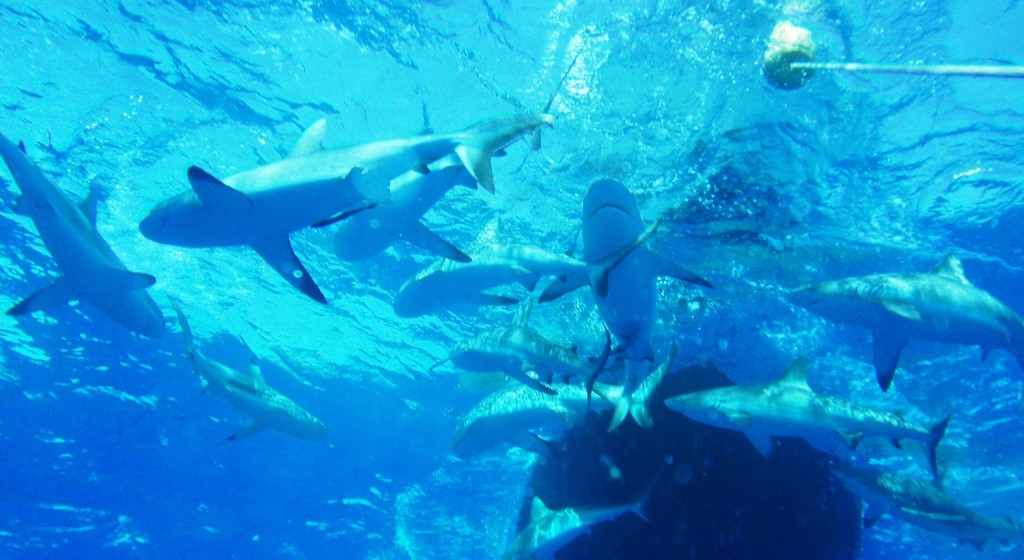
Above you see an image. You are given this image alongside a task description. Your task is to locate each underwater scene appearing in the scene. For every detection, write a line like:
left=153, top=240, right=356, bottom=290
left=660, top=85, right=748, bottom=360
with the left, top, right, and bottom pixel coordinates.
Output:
left=2, top=1, right=1024, bottom=559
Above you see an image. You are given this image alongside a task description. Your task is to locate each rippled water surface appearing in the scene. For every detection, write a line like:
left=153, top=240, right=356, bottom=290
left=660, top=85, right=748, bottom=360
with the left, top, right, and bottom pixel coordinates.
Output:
left=2, top=1, right=1023, bottom=558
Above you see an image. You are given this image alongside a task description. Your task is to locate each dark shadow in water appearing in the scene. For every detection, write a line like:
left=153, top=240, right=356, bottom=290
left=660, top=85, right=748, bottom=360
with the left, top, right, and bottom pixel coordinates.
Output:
left=523, top=361, right=862, bottom=560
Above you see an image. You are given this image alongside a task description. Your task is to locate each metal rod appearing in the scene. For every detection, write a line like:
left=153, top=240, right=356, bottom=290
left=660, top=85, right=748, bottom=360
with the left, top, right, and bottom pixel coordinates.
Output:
left=791, top=61, right=1024, bottom=79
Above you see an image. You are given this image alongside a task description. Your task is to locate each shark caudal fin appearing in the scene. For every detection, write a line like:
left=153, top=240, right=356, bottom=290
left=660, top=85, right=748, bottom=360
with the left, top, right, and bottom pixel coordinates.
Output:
left=454, top=113, right=554, bottom=193
left=926, top=414, right=951, bottom=481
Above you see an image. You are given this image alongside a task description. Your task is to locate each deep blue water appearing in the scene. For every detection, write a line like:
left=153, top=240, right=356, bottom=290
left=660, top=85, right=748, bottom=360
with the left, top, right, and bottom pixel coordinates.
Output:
left=2, top=1, right=1024, bottom=559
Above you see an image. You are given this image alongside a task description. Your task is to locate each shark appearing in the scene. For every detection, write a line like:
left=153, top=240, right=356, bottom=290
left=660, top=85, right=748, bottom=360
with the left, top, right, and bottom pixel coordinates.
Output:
left=170, top=301, right=326, bottom=441
left=789, top=254, right=1024, bottom=392
left=451, top=382, right=606, bottom=458
left=393, top=233, right=652, bottom=318
left=331, top=155, right=476, bottom=262
left=432, top=298, right=611, bottom=395
left=502, top=472, right=659, bottom=560
left=664, top=357, right=950, bottom=479
left=140, top=113, right=553, bottom=302
left=831, top=462, right=1024, bottom=551
left=540, top=179, right=712, bottom=430
left=0, top=132, right=165, bottom=337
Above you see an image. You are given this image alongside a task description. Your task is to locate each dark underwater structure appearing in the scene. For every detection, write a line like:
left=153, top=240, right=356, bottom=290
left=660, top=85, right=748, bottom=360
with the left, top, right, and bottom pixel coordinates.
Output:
left=525, top=361, right=862, bottom=559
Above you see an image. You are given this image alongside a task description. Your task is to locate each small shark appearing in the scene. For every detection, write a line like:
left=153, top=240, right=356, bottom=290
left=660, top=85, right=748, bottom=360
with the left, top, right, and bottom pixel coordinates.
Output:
left=393, top=235, right=649, bottom=318
left=502, top=473, right=658, bottom=560
left=140, top=113, right=553, bottom=302
left=452, top=382, right=604, bottom=458
left=170, top=301, right=326, bottom=441
left=331, top=155, right=476, bottom=262
left=664, top=357, right=949, bottom=478
left=832, top=462, right=1024, bottom=551
left=432, top=298, right=611, bottom=395
left=0, top=132, right=165, bottom=336
left=541, top=179, right=711, bottom=429
left=789, top=254, right=1024, bottom=392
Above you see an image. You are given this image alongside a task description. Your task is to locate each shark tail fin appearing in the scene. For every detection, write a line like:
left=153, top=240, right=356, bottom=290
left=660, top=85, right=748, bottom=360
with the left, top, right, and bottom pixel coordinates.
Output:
left=926, top=413, right=951, bottom=481
left=630, top=462, right=669, bottom=523
left=454, top=114, right=555, bottom=193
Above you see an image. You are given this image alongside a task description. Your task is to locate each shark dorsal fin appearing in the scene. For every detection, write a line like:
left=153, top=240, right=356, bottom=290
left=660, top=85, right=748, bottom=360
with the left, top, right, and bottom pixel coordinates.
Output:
left=930, top=254, right=970, bottom=285
left=530, top=496, right=552, bottom=522
left=776, top=357, right=811, bottom=388
left=512, top=298, right=534, bottom=327
left=187, top=167, right=252, bottom=209
left=288, top=118, right=327, bottom=158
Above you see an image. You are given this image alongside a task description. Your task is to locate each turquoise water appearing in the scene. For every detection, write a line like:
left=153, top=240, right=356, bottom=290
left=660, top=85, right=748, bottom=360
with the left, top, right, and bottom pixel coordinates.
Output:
left=1, top=1, right=1023, bottom=558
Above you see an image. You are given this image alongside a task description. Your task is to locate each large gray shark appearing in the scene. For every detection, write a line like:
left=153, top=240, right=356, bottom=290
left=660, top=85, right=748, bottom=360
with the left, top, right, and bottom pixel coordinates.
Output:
left=502, top=476, right=656, bottom=560
left=393, top=234, right=650, bottom=318
left=332, top=155, right=476, bottom=262
left=171, top=302, right=326, bottom=441
left=432, top=298, right=611, bottom=396
left=789, top=255, right=1024, bottom=392
left=451, top=382, right=605, bottom=458
left=664, top=357, right=949, bottom=478
left=140, top=113, right=553, bottom=302
left=0, top=132, right=165, bottom=337
left=832, top=462, right=1023, bottom=550
left=540, top=179, right=711, bottom=429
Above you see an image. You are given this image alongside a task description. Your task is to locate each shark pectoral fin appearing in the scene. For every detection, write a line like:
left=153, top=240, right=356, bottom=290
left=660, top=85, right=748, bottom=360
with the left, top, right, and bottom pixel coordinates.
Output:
left=539, top=274, right=588, bottom=303
left=7, top=279, right=74, bottom=315
left=100, top=267, right=157, bottom=291
left=79, top=188, right=99, bottom=228
left=585, top=329, right=613, bottom=409
left=648, top=249, right=714, bottom=288
left=310, top=202, right=378, bottom=228
left=872, top=333, right=909, bottom=392
left=745, top=432, right=774, bottom=459
left=508, top=369, right=557, bottom=395
left=250, top=236, right=327, bottom=304
left=347, top=167, right=392, bottom=205
left=412, top=162, right=430, bottom=174
left=287, top=118, right=327, bottom=158
left=879, top=300, right=922, bottom=322
left=839, top=431, right=864, bottom=450
left=725, top=410, right=753, bottom=428
left=225, top=376, right=262, bottom=396
left=963, top=539, right=986, bottom=552
left=228, top=420, right=267, bottom=441
left=454, top=144, right=495, bottom=194
left=403, top=223, right=471, bottom=262
left=890, top=438, right=903, bottom=449
left=465, top=292, right=519, bottom=307
left=926, top=414, right=951, bottom=481
left=187, top=166, right=253, bottom=209
left=863, top=502, right=887, bottom=528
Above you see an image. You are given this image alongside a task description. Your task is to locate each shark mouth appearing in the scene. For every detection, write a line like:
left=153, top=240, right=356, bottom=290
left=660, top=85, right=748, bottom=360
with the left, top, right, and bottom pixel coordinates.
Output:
left=587, top=202, right=632, bottom=220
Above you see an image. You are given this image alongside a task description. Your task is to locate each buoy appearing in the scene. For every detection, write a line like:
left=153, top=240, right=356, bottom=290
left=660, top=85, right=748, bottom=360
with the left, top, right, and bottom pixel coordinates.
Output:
left=763, top=21, right=1024, bottom=90
left=763, top=21, right=816, bottom=90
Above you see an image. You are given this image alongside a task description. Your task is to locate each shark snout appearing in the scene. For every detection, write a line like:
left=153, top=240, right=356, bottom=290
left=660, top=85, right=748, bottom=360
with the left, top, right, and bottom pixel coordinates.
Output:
left=138, top=207, right=167, bottom=240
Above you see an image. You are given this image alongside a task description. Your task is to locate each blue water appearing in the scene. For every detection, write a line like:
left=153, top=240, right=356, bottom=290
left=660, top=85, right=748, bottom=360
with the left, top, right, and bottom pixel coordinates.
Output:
left=2, top=1, right=1024, bottom=558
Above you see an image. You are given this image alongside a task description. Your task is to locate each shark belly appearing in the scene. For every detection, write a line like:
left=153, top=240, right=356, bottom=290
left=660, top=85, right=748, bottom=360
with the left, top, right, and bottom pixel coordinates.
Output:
left=595, top=255, right=656, bottom=362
